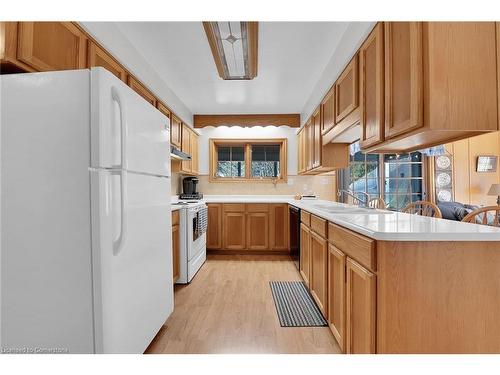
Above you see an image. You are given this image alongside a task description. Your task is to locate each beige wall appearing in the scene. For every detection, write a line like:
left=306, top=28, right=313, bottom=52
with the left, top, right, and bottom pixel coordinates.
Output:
left=172, top=173, right=337, bottom=201
left=445, top=131, right=500, bottom=206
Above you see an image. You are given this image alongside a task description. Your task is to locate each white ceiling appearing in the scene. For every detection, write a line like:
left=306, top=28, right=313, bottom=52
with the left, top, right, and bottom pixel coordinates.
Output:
left=113, top=22, right=349, bottom=114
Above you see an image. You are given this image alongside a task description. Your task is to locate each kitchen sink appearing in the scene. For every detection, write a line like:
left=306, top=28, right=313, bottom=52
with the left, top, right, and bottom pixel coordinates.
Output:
left=312, top=204, right=394, bottom=215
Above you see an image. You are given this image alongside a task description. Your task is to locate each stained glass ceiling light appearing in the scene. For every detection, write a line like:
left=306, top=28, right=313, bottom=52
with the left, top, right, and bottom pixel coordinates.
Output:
left=203, top=21, right=258, bottom=80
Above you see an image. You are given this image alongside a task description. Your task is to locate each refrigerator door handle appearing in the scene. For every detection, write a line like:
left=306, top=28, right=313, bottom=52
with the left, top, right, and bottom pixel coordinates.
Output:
left=111, top=86, right=128, bottom=170
left=112, top=169, right=128, bottom=256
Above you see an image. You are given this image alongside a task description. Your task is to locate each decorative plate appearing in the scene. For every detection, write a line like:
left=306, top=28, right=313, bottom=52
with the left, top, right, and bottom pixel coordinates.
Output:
left=436, top=155, right=451, bottom=170
left=436, top=172, right=451, bottom=187
left=437, top=189, right=452, bottom=202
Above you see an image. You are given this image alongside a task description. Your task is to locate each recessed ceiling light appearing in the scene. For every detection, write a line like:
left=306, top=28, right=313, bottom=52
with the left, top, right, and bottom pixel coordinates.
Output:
left=203, top=21, right=258, bottom=80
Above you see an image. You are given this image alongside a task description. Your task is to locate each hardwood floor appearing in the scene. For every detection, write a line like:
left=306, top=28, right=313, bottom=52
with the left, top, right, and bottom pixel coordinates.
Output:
left=146, top=254, right=341, bottom=354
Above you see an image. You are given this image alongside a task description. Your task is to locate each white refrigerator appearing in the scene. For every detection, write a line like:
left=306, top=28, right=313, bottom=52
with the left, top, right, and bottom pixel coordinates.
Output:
left=0, top=68, right=173, bottom=353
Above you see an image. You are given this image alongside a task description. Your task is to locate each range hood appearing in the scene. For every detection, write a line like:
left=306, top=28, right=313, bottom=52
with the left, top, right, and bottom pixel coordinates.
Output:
left=170, top=145, right=191, bottom=161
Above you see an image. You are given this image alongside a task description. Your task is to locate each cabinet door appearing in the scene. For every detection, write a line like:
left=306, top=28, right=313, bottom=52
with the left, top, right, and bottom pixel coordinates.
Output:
left=335, top=55, right=359, bottom=123
left=172, top=224, right=180, bottom=283
left=87, top=40, right=126, bottom=81
left=299, top=223, right=311, bottom=286
left=170, top=114, right=182, bottom=149
left=310, top=231, right=328, bottom=317
left=190, top=132, right=199, bottom=175
left=312, top=107, right=321, bottom=169
left=269, top=204, right=289, bottom=251
left=17, top=22, right=86, bottom=72
left=156, top=102, right=171, bottom=139
left=328, top=244, right=346, bottom=352
left=346, top=257, right=376, bottom=354
left=127, top=76, right=156, bottom=106
left=207, top=204, right=222, bottom=249
left=181, top=124, right=192, bottom=174
left=247, top=212, right=269, bottom=250
left=384, top=22, right=423, bottom=139
left=306, top=119, right=313, bottom=171
left=321, top=87, right=335, bottom=133
left=223, top=212, right=246, bottom=250
left=360, top=23, right=385, bottom=149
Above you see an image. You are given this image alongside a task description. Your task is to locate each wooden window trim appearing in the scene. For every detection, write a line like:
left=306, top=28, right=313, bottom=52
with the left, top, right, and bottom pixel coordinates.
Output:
left=209, top=138, right=287, bottom=183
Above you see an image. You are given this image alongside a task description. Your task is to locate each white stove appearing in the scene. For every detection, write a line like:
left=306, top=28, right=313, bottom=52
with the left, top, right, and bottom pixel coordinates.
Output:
left=174, top=200, right=207, bottom=283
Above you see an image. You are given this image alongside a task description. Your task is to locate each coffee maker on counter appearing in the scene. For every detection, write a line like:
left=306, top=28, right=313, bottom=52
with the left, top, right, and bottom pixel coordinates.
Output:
left=180, top=176, right=203, bottom=200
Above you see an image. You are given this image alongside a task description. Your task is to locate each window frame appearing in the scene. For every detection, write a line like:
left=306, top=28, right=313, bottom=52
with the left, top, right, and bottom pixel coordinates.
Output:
left=209, top=138, right=288, bottom=183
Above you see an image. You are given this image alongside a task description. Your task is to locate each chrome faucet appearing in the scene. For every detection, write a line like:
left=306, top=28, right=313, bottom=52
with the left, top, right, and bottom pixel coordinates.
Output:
left=337, top=189, right=369, bottom=207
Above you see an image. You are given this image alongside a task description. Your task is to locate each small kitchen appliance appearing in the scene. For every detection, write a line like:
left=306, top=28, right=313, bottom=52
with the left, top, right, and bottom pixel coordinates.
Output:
left=180, top=176, right=203, bottom=200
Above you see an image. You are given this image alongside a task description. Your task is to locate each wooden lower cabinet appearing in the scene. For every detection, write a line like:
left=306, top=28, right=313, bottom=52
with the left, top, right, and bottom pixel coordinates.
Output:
left=247, top=212, right=269, bottom=250
left=222, top=211, right=246, bottom=250
left=172, top=211, right=180, bottom=283
left=299, top=223, right=311, bottom=287
left=206, top=204, right=222, bottom=249
left=269, top=204, right=289, bottom=250
left=310, top=231, right=328, bottom=317
left=346, top=257, right=376, bottom=354
left=328, top=244, right=346, bottom=352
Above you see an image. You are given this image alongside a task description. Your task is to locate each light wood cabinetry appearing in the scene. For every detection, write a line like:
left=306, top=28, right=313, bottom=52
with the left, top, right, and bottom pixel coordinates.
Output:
left=359, top=23, right=384, bottom=148
left=384, top=22, right=423, bottom=140
left=299, top=223, right=311, bottom=287
left=269, top=204, right=289, bottom=250
left=312, top=107, right=321, bottom=169
left=363, top=22, right=498, bottom=153
left=190, top=129, right=199, bottom=175
left=346, top=258, right=376, bottom=354
left=180, top=123, right=192, bottom=173
left=328, top=244, right=346, bottom=352
left=170, top=114, right=182, bottom=149
left=222, top=206, right=246, bottom=250
left=213, top=203, right=288, bottom=252
left=172, top=211, right=180, bottom=283
left=321, top=87, right=335, bottom=133
left=310, top=230, right=328, bottom=317
left=127, top=75, right=156, bottom=106
left=87, top=40, right=126, bottom=81
left=247, top=212, right=270, bottom=250
left=174, top=123, right=199, bottom=176
left=335, top=54, right=359, bottom=125
left=17, top=22, right=86, bottom=72
left=305, top=118, right=313, bottom=171
left=206, top=204, right=222, bottom=249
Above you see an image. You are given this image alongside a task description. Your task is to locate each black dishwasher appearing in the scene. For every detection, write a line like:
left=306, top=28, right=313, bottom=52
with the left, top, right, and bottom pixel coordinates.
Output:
left=289, top=205, right=300, bottom=270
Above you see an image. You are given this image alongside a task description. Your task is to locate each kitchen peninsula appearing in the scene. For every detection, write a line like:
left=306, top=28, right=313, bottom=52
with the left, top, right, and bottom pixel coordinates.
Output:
left=202, top=195, right=500, bottom=353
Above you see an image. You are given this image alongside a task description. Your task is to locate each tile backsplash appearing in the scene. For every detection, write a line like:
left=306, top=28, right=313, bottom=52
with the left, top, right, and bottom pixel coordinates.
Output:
left=171, top=173, right=337, bottom=201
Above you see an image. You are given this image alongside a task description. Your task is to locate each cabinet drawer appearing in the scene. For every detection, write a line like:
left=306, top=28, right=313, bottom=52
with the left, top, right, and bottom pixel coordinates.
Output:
left=246, top=203, right=269, bottom=212
left=172, top=210, right=180, bottom=226
left=329, top=223, right=376, bottom=271
left=310, top=214, right=327, bottom=238
left=223, top=203, right=246, bottom=212
left=301, top=211, right=311, bottom=226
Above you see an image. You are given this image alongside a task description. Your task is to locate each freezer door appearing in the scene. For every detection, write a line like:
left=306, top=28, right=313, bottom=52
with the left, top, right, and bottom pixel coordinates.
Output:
left=91, top=169, right=173, bottom=353
left=91, top=67, right=170, bottom=177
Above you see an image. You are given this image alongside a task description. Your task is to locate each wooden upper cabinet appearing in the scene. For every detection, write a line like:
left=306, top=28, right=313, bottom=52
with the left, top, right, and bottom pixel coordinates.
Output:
left=346, top=258, right=376, bottom=354
left=384, top=22, right=423, bottom=139
left=269, top=204, right=289, bottom=251
left=223, top=209, right=246, bottom=250
left=335, top=54, right=359, bottom=124
left=300, top=223, right=311, bottom=287
left=17, top=22, right=86, bottom=72
left=310, top=231, right=328, bottom=318
left=170, top=114, right=182, bottom=149
left=312, top=107, right=322, bottom=169
left=207, top=204, right=222, bottom=249
left=247, top=212, right=270, bottom=250
left=87, top=41, right=126, bottom=81
left=328, top=244, right=346, bottom=352
left=127, top=75, right=156, bottom=106
left=190, top=131, right=199, bottom=175
left=321, top=87, right=335, bottom=133
left=180, top=123, right=192, bottom=174
left=306, top=119, right=313, bottom=171
left=360, top=23, right=385, bottom=149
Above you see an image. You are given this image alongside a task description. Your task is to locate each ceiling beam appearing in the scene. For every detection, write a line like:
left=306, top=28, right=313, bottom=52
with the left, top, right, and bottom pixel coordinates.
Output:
left=193, top=114, right=300, bottom=128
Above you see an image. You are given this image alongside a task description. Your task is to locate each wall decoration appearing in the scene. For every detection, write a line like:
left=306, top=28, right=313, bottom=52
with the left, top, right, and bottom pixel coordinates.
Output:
left=476, top=156, right=498, bottom=172
left=434, top=153, right=454, bottom=202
